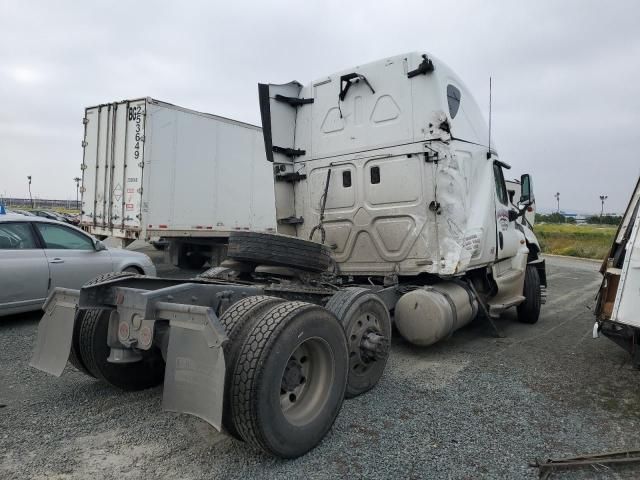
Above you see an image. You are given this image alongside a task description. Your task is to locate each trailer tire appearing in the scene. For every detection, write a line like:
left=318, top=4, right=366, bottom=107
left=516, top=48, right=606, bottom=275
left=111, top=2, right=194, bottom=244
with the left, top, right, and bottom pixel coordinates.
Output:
left=227, top=231, right=331, bottom=273
left=230, top=301, right=348, bottom=458
left=68, top=271, right=138, bottom=376
left=218, top=295, right=286, bottom=440
left=325, top=288, right=391, bottom=398
left=517, top=265, right=542, bottom=324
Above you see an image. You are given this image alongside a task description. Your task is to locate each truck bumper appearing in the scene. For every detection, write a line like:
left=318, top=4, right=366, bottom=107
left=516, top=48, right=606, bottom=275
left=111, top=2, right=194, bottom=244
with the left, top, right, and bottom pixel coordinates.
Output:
left=30, top=284, right=235, bottom=431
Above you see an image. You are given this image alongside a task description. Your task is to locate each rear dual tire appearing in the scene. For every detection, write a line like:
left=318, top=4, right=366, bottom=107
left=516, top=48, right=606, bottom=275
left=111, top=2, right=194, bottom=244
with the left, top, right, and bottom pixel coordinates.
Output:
left=68, top=272, right=165, bottom=390
left=76, top=309, right=165, bottom=390
left=325, top=288, right=391, bottom=398
left=224, top=300, right=349, bottom=458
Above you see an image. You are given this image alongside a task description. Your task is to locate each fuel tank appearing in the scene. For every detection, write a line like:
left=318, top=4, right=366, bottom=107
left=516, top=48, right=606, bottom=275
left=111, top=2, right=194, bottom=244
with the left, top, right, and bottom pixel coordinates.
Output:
left=394, top=282, right=478, bottom=346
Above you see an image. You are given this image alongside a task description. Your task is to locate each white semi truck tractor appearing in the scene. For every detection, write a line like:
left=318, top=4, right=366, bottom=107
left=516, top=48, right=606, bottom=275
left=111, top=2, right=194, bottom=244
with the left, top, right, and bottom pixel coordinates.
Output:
left=31, top=52, right=546, bottom=458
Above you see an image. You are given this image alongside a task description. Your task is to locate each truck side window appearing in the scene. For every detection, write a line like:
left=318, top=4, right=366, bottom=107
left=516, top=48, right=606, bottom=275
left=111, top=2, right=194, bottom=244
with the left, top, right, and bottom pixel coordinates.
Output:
left=370, top=166, right=380, bottom=184
left=342, top=170, right=352, bottom=188
left=493, top=164, right=508, bottom=205
left=447, top=85, right=461, bottom=119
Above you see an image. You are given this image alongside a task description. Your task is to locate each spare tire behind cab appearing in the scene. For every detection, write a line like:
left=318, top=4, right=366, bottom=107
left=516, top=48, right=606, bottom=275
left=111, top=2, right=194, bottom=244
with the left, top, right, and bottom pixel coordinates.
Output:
left=227, top=231, right=332, bottom=273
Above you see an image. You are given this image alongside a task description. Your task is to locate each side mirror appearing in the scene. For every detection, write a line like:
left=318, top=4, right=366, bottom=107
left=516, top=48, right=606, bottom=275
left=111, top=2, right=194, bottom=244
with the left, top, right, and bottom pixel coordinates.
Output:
left=94, top=240, right=107, bottom=252
left=508, top=210, right=520, bottom=222
left=520, top=173, right=534, bottom=206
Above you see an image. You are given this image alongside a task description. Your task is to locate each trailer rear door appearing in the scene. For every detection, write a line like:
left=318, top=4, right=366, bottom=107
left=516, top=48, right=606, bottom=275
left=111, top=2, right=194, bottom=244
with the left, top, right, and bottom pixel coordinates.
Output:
left=81, top=99, right=146, bottom=231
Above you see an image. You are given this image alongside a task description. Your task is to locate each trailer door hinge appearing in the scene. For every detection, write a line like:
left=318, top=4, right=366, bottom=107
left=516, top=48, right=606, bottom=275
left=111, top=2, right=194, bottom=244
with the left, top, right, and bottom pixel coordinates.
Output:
left=275, top=172, right=307, bottom=183
left=273, top=146, right=306, bottom=158
left=407, top=54, right=435, bottom=78
left=278, top=216, right=304, bottom=225
left=80, top=163, right=87, bottom=170
left=81, top=141, right=88, bottom=147
left=82, top=118, right=89, bottom=125
left=275, top=94, right=314, bottom=107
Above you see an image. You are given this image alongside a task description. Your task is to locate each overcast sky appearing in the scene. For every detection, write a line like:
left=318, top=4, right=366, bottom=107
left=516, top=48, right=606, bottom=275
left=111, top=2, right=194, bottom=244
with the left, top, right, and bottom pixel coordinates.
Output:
left=1, top=1, right=638, bottom=213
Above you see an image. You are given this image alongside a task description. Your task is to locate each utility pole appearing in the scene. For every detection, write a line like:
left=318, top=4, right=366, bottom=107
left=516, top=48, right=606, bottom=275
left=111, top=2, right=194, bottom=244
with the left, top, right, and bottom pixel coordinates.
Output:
left=599, top=195, right=608, bottom=222
left=27, top=175, right=33, bottom=209
left=554, top=192, right=560, bottom=214
left=73, top=177, right=81, bottom=210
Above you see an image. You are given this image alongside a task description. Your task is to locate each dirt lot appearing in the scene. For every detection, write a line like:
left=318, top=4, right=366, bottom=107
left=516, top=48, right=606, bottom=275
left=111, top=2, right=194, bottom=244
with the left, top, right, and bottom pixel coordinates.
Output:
left=1, top=251, right=640, bottom=479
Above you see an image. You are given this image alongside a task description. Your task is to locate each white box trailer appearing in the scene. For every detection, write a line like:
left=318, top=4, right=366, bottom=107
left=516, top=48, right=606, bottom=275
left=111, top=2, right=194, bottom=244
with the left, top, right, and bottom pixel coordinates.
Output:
left=80, top=98, right=276, bottom=268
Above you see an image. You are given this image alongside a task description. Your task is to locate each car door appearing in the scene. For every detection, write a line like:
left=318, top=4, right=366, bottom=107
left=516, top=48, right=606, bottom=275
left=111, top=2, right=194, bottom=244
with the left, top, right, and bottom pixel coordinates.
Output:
left=0, top=221, right=50, bottom=315
left=33, top=221, right=114, bottom=290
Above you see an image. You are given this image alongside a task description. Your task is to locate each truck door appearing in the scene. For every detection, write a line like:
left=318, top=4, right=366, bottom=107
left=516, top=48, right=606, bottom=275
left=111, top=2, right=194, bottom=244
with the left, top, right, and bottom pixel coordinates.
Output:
left=493, top=162, right=520, bottom=261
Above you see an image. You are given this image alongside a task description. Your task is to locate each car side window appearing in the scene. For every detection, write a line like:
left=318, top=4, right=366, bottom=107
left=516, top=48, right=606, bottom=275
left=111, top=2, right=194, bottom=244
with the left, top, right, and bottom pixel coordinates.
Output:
left=0, top=223, right=38, bottom=249
left=35, top=223, right=94, bottom=250
left=493, top=163, right=508, bottom=206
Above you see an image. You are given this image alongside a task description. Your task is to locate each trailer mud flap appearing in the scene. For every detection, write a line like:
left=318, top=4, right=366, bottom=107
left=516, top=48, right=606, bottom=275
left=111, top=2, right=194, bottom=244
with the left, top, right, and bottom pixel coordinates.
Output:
left=30, top=288, right=80, bottom=376
left=159, top=303, right=228, bottom=431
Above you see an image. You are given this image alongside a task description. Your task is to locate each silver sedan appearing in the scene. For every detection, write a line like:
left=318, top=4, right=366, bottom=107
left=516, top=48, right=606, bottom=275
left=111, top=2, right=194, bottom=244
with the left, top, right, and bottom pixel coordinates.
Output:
left=0, top=213, right=156, bottom=317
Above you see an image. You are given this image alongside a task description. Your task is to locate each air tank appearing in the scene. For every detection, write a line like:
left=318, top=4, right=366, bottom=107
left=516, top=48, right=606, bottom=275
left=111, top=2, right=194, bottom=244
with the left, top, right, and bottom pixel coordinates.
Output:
left=394, top=282, right=478, bottom=346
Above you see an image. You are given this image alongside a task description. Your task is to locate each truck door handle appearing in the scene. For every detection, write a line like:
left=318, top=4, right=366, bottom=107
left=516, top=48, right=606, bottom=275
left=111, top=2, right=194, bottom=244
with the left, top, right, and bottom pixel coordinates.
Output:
left=498, top=232, right=504, bottom=250
left=49, top=258, right=64, bottom=264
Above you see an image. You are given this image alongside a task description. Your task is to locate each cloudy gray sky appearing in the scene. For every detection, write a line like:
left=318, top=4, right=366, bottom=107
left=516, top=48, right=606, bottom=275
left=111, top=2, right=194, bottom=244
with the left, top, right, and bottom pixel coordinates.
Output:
left=1, top=0, right=639, bottom=213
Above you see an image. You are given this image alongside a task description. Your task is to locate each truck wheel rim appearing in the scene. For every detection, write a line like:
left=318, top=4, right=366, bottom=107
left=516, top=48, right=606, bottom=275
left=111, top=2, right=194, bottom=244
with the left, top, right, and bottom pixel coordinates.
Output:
left=279, top=337, right=334, bottom=426
left=348, top=312, right=382, bottom=374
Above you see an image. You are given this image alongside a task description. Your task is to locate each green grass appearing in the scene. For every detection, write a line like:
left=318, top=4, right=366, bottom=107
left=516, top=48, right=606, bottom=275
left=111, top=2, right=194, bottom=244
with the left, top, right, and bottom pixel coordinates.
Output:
left=534, top=223, right=617, bottom=260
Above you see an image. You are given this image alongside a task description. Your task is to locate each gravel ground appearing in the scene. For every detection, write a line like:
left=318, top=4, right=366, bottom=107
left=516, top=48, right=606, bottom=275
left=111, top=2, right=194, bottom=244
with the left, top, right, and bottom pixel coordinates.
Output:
left=2, top=252, right=640, bottom=479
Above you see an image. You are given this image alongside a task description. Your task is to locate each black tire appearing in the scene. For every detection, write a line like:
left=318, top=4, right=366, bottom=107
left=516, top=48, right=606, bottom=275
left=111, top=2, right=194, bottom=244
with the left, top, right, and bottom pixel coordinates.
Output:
left=218, top=295, right=286, bottom=440
left=325, top=288, right=391, bottom=398
left=77, top=308, right=165, bottom=390
left=227, top=231, right=331, bottom=273
left=68, top=312, right=95, bottom=377
left=517, top=265, right=542, bottom=324
left=68, top=271, right=137, bottom=376
left=230, top=301, right=348, bottom=458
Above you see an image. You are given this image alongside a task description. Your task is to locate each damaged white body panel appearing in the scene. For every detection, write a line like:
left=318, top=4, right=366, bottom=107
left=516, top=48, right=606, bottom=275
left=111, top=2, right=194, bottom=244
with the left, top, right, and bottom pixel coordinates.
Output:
left=259, top=52, right=531, bottom=282
left=596, top=177, right=640, bottom=364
